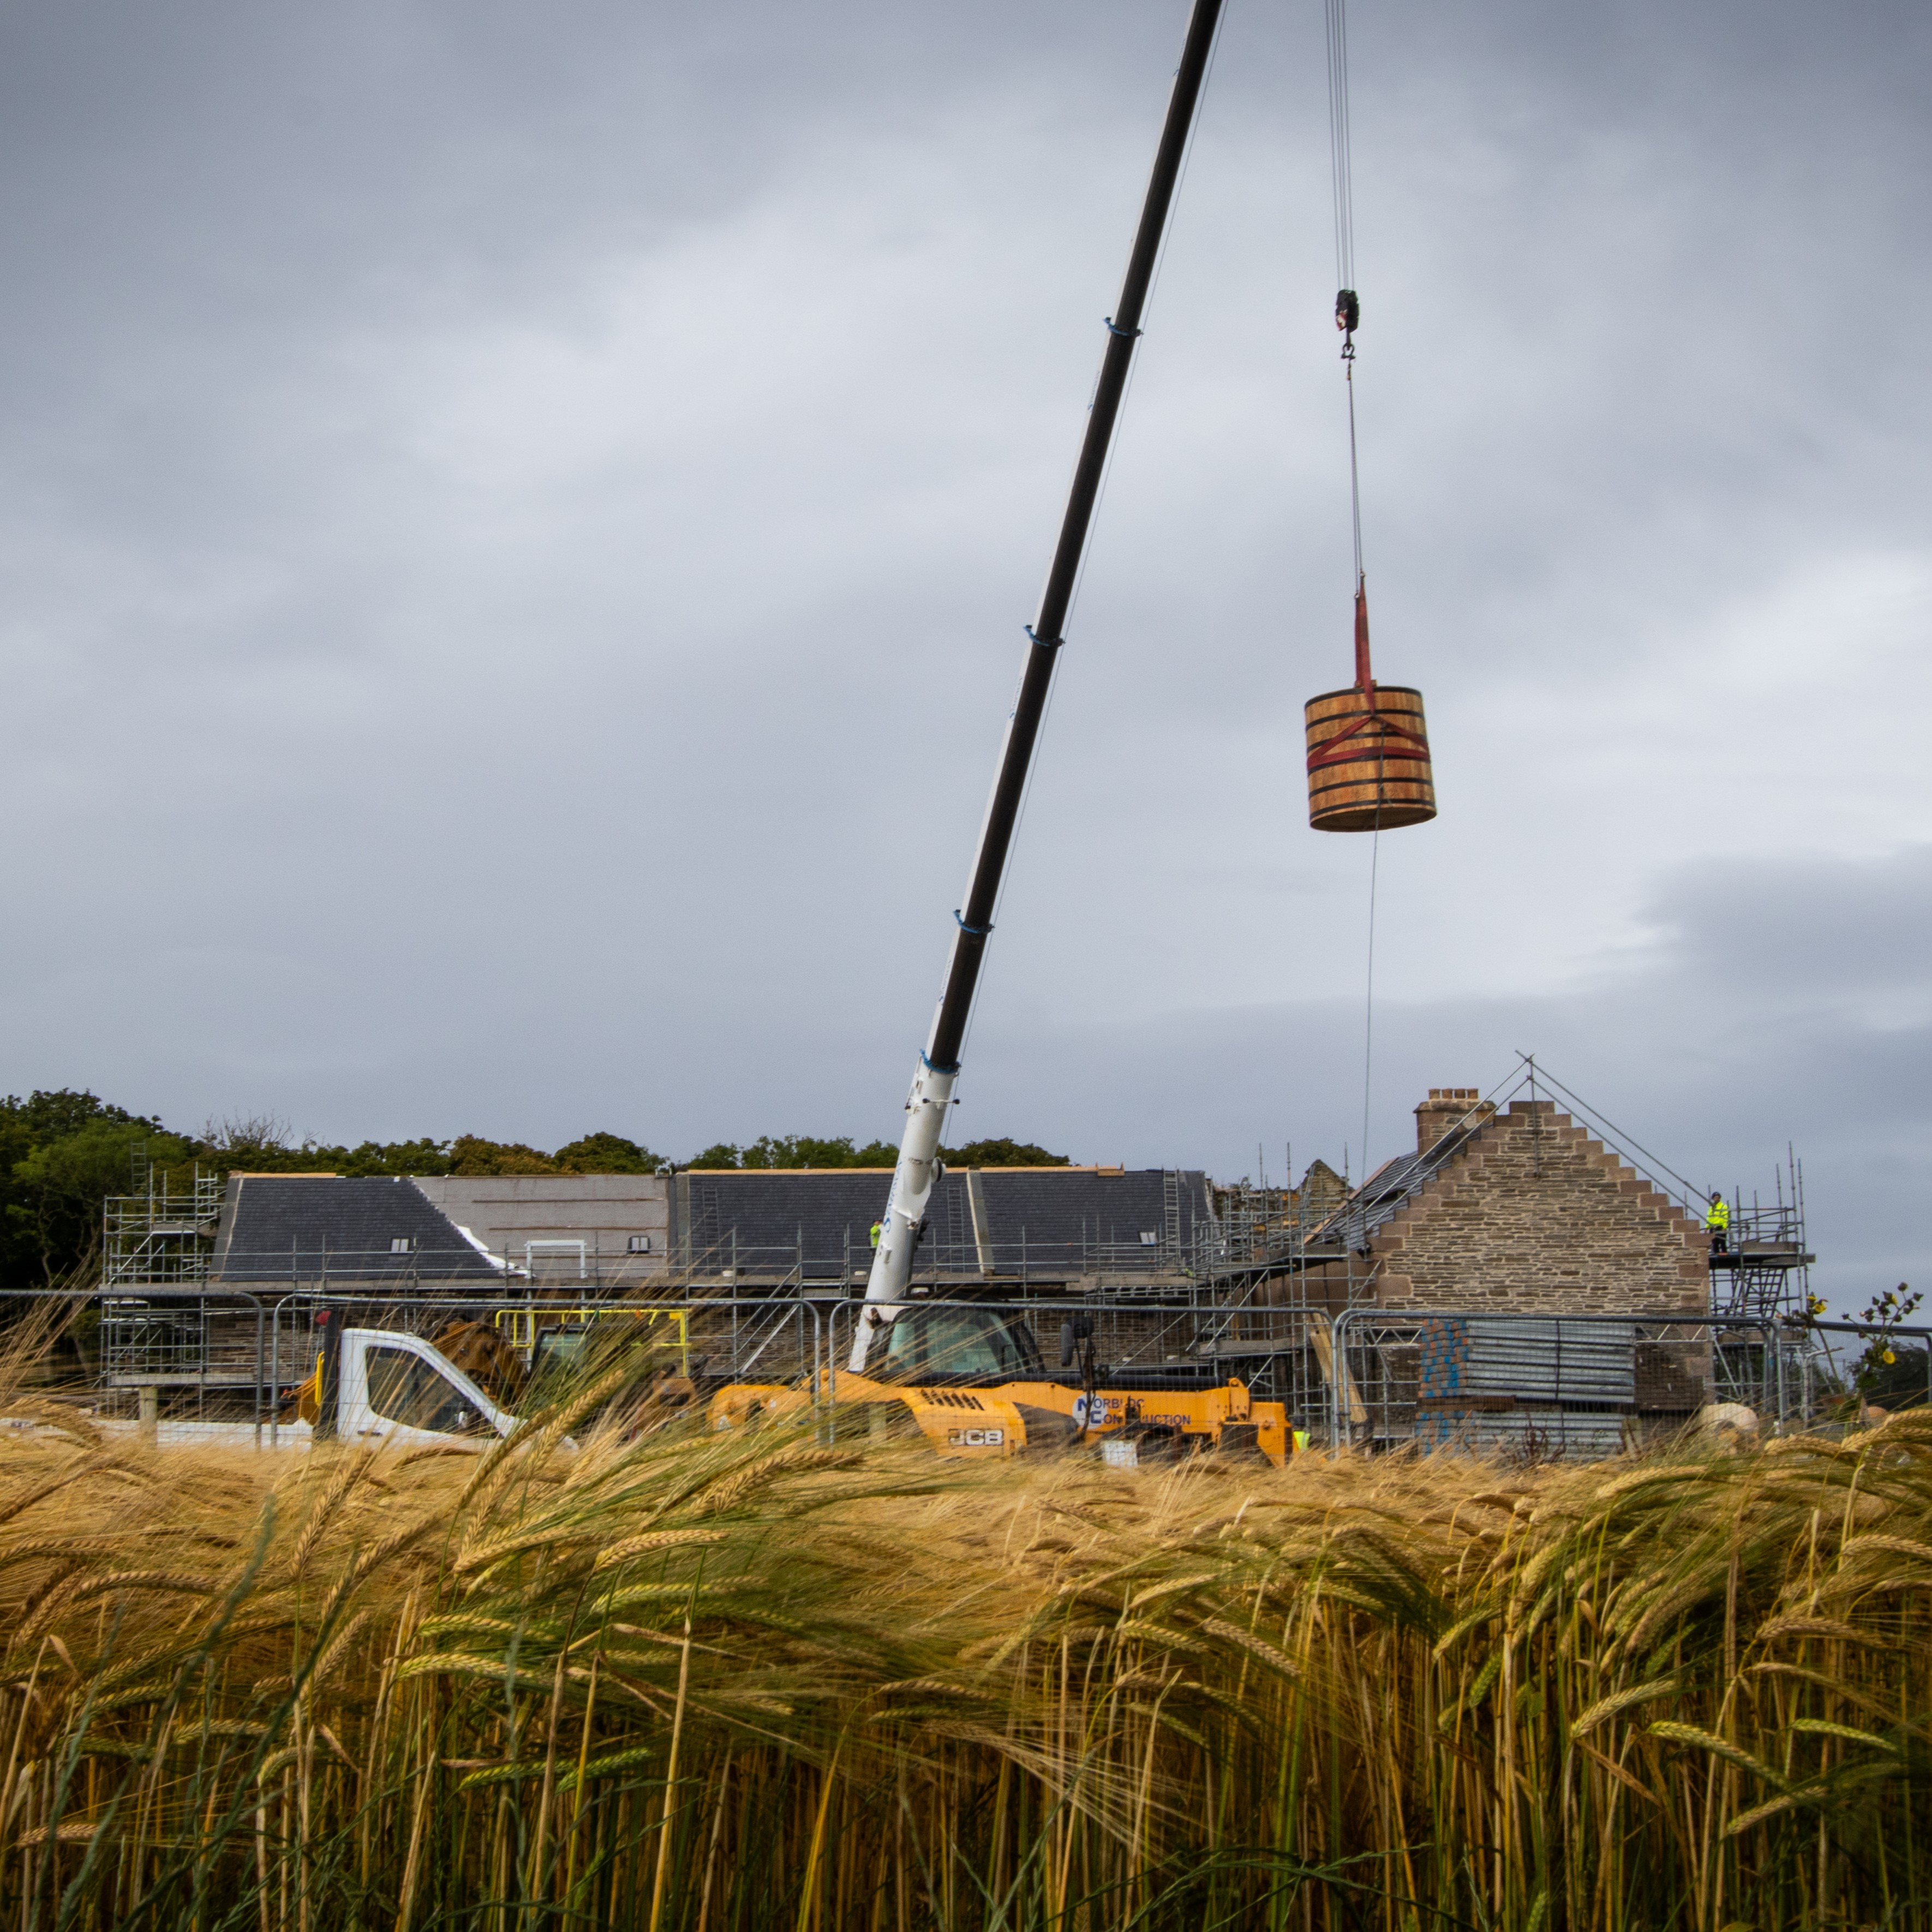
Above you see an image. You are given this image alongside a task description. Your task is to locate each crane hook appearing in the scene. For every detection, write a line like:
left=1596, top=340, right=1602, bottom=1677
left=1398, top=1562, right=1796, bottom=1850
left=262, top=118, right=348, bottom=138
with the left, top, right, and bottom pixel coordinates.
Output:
left=1335, top=286, right=1359, bottom=360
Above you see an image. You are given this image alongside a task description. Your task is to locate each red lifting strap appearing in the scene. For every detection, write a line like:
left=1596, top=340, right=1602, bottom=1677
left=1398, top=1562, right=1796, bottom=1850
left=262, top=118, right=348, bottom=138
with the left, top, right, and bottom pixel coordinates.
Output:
left=1305, top=577, right=1427, bottom=772
left=1306, top=707, right=1428, bottom=773
left=1306, top=738, right=1429, bottom=774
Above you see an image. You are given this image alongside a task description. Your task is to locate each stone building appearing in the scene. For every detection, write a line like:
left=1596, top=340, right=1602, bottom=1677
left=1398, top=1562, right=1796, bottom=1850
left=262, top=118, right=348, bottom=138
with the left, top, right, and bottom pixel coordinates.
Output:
left=1281, top=1088, right=1723, bottom=1442
left=1299, top=1088, right=1710, bottom=1316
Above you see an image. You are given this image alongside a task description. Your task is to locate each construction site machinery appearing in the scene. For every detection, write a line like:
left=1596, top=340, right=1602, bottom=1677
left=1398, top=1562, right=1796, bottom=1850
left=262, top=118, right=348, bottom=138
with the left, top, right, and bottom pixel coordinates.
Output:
left=856, top=0, right=1224, bottom=1357
left=712, top=1299, right=1293, bottom=1466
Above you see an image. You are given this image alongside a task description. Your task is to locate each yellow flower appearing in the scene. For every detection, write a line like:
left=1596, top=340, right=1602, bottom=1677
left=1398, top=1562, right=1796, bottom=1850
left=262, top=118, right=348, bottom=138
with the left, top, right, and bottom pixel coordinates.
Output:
left=1881, top=1349, right=1897, bottom=1366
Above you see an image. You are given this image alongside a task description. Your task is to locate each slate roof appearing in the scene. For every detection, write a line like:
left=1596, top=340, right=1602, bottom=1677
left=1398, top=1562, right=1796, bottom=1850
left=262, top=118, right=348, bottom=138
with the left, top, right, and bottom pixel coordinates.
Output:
left=975, top=1169, right=1204, bottom=1262
left=1312, top=1128, right=1485, bottom=1252
left=210, top=1176, right=504, bottom=1285
left=206, top=1168, right=1212, bottom=1290
left=674, top=1168, right=1209, bottom=1279
left=675, top=1170, right=888, bottom=1277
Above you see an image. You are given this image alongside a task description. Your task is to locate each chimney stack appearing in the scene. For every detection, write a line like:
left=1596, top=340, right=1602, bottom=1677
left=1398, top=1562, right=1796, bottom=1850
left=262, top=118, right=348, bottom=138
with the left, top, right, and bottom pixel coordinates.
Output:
left=1416, top=1087, right=1496, bottom=1156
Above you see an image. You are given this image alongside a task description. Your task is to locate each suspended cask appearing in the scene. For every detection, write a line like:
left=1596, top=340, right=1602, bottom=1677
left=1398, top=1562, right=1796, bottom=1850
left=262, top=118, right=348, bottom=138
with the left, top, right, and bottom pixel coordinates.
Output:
left=1304, top=684, right=1437, bottom=832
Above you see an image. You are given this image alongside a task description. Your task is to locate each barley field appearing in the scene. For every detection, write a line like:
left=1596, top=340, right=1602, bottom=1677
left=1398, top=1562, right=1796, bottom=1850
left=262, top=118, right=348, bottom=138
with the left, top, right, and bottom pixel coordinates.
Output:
left=0, top=1348, right=1926, bottom=1930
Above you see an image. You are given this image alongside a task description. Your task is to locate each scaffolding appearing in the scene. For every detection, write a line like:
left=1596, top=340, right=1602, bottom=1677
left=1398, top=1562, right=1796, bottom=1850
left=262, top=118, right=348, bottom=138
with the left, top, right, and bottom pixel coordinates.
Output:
left=101, top=1159, right=221, bottom=1292
left=77, top=1078, right=1820, bottom=1437
left=1708, top=1151, right=1814, bottom=1320
left=1153, top=1068, right=1825, bottom=1426
left=97, top=1159, right=232, bottom=1389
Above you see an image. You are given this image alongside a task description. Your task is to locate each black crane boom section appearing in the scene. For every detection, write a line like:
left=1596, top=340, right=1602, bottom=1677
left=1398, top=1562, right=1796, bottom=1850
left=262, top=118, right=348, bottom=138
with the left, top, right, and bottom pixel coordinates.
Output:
left=924, top=0, right=1223, bottom=1075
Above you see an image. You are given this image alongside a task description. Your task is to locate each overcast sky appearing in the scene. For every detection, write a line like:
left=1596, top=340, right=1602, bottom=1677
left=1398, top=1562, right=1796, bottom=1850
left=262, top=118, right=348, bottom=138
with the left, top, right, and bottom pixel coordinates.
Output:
left=0, top=0, right=1925, bottom=1312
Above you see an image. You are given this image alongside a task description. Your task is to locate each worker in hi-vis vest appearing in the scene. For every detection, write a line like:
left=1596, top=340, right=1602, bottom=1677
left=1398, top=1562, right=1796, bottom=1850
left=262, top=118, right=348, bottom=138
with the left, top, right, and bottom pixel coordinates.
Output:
left=869, top=1219, right=883, bottom=1249
left=1705, top=1192, right=1730, bottom=1255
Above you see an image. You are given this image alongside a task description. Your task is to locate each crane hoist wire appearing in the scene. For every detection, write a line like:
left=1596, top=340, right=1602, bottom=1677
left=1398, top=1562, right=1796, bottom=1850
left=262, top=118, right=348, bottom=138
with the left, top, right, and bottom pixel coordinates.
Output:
left=1327, top=0, right=1365, bottom=599
left=1326, top=0, right=1382, bottom=1187
left=1326, top=0, right=1357, bottom=298
left=1303, top=0, right=1433, bottom=851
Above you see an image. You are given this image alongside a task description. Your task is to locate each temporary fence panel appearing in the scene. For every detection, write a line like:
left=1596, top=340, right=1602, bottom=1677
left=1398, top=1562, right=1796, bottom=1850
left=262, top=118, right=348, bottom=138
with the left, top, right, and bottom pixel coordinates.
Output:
left=1332, top=1308, right=1931, bottom=1456
left=1412, top=1315, right=1637, bottom=1404
left=1411, top=1405, right=1631, bottom=1460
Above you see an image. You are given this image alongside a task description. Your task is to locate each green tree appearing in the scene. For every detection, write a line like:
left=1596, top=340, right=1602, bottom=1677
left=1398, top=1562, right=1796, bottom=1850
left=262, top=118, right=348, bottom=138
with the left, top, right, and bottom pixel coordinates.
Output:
left=187, top=1115, right=458, bottom=1177
left=685, top=1133, right=1073, bottom=1170
left=554, top=1133, right=664, bottom=1174
left=330, top=1139, right=455, bottom=1177
left=6, top=1090, right=154, bottom=1143
left=448, top=1136, right=560, bottom=1176
left=0, top=1090, right=179, bottom=1286
left=9, top=1118, right=189, bottom=1283
left=739, top=1135, right=899, bottom=1169
left=940, top=1137, right=1072, bottom=1168
left=680, top=1136, right=1074, bottom=1167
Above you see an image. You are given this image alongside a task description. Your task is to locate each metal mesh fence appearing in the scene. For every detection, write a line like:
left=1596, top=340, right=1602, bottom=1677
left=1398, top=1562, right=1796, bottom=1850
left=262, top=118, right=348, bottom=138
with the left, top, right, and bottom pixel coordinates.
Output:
left=0, top=1288, right=1922, bottom=1460
left=1330, top=1309, right=1930, bottom=1455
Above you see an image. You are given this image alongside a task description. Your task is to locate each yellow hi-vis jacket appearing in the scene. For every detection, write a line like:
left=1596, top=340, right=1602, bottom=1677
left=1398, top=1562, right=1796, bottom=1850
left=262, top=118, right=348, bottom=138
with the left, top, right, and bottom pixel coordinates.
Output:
left=1705, top=1198, right=1730, bottom=1231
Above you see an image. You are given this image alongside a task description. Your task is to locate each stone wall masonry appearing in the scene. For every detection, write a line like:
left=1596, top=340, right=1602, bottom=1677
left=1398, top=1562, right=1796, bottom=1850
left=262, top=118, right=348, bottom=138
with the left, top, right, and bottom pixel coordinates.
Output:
left=1369, top=1102, right=1709, bottom=1316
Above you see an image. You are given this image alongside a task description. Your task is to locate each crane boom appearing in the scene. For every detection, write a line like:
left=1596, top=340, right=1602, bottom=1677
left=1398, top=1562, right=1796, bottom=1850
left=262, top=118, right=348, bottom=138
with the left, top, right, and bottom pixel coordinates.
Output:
left=860, top=0, right=1225, bottom=1331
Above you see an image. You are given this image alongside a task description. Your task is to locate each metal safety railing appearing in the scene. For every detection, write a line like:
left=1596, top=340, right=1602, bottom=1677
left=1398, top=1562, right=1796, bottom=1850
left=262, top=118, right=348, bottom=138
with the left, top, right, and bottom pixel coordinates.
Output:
left=488, top=1303, right=691, bottom=1372
left=186, top=1233, right=1215, bottom=1294
left=1326, top=1307, right=1932, bottom=1454
left=0, top=1287, right=268, bottom=1447
left=261, top=1293, right=834, bottom=1447
left=0, top=1285, right=1921, bottom=1462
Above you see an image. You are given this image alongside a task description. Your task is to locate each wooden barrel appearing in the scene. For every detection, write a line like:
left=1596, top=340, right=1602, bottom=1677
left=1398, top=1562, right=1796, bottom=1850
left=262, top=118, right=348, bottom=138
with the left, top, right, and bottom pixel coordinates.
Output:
left=1304, top=684, right=1437, bottom=832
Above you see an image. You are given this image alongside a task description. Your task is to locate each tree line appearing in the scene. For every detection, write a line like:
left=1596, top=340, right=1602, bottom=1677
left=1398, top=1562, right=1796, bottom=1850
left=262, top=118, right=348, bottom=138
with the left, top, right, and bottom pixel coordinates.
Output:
left=0, top=1091, right=1068, bottom=1288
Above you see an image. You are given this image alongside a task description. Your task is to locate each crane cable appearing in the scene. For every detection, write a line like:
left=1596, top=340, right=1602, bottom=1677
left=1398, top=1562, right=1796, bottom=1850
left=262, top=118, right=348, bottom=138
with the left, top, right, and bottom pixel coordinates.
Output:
left=1327, top=0, right=1364, bottom=587
left=1326, top=0, right=1356, bottom=298
left=1328, top=0, right=1368, bottom=648
left=1326, top=0, right=1382, bottom=1194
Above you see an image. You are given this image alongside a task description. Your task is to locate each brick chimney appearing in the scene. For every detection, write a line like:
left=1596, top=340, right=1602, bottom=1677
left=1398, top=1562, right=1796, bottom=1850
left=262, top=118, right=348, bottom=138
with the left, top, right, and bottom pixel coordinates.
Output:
left=1415, top=1087, right=1496, bottom=1155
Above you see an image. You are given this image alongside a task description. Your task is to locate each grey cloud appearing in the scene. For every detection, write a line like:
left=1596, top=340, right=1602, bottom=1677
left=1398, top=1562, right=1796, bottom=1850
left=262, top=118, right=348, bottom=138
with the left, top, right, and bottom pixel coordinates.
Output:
left=0, top=0, right=1926, bottom=1323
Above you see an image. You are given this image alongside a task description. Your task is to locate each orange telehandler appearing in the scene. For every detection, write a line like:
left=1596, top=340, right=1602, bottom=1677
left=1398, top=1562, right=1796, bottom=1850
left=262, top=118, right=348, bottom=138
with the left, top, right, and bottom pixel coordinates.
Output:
left=708, top=1301, right=1294, bottom=1467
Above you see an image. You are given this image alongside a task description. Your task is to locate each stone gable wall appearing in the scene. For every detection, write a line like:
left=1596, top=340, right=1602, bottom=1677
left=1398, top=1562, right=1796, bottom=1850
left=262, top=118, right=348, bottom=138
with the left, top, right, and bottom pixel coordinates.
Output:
left=1369, top=1102, right=1708, bottom=1314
